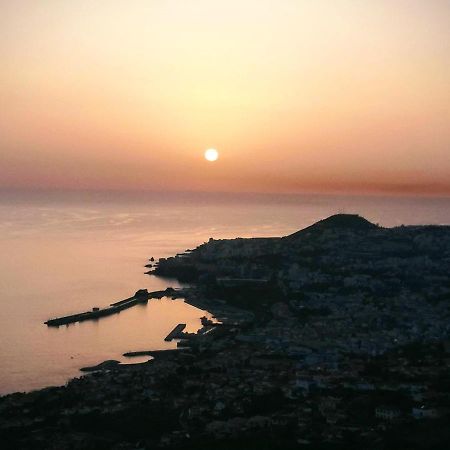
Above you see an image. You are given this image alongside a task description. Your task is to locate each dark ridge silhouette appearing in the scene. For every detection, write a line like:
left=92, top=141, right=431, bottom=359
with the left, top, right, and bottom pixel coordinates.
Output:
left=285, top=213, right=378, bottom=240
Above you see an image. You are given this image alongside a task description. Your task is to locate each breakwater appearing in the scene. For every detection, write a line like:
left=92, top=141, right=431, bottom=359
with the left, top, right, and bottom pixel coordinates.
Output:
left=44, top=288, right=176, bottom=327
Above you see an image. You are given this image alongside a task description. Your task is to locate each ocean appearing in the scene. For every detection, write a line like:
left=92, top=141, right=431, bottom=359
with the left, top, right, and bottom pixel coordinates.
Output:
left=0, top=190, right=449, bottom=395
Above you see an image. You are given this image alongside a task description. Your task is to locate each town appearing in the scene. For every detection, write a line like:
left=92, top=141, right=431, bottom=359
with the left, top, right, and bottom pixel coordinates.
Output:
left=1, top=214, right=450, bottom=449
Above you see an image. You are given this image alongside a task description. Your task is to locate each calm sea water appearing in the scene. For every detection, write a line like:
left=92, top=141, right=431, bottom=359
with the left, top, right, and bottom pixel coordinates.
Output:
left=0, top=191, right=449, bottom=395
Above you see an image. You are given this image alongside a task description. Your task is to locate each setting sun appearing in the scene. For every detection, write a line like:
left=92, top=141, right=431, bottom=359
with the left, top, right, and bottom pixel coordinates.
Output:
left=204, top=149, right=219, bottom=162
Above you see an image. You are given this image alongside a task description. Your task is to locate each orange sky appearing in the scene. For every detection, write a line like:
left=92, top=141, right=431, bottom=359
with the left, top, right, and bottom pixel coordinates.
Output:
left=1, top=0, right=449, bottom=195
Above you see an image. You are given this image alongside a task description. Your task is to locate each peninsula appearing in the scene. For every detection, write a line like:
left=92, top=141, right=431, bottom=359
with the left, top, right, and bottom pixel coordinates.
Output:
left=2, top=214, right=450, bottom=450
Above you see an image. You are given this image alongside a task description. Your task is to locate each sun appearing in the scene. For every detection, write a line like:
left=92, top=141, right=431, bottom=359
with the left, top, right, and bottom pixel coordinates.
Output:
left=204, top=148, right=219, bottom=162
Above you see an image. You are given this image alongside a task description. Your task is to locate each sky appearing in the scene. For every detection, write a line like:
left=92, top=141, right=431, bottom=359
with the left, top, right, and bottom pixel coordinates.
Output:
left=1, top=0, right=449, bottom=195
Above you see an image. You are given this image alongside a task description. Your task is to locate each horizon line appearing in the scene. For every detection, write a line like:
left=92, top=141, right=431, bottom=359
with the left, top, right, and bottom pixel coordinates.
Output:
left=1, top=186, right=450, bottom=201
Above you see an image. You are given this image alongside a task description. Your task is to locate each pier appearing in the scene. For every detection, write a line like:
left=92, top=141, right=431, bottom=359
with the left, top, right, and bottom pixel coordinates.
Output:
left=44, top=288, right=177, bottom=327
left=164, top=323, right=186, bottom=341
left=123, top=348, right=191, bottom=357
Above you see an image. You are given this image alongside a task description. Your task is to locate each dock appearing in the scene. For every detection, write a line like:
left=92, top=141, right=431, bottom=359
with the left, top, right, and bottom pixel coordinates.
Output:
left=164, top=323, right=186, bottom=341
left=123, top=348, right=191, bottom=357
left=45, top=288, right=177, bottom=327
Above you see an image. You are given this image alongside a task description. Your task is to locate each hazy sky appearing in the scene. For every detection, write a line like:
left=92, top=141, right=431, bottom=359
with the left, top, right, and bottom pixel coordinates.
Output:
left=1, top=0, right=449, bottom=195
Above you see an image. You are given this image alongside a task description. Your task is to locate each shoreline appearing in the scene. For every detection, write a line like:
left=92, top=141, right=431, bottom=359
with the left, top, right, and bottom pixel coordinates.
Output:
left=2, top=214, right=450, bottom=448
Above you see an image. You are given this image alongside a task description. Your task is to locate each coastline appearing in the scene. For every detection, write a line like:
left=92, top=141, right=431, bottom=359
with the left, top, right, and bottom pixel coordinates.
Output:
left=2, top=214, right=450, bottom=449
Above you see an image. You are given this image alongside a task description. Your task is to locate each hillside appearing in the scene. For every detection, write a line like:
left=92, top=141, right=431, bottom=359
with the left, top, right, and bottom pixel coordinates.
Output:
left=284, top=214, right=379, bottom=241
